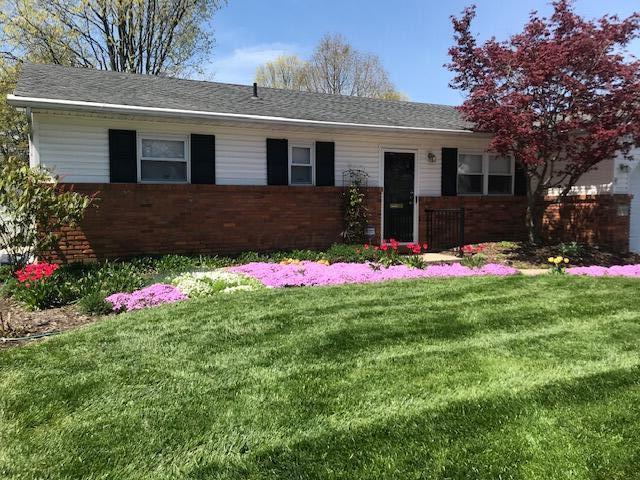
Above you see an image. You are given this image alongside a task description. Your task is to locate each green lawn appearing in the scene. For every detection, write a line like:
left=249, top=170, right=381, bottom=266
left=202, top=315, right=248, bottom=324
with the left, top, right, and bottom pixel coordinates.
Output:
left=2, top=276, right=640, bottom=479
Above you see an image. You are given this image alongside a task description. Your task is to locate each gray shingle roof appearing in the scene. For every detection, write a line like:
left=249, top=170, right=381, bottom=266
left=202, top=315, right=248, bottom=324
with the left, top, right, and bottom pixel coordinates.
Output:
left=12, top=63, right=473, bottom=131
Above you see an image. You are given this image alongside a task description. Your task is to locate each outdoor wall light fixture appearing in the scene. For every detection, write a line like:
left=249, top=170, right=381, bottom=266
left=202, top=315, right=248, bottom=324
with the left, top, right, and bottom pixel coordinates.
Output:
left=427, top=152, right=437, bottom=163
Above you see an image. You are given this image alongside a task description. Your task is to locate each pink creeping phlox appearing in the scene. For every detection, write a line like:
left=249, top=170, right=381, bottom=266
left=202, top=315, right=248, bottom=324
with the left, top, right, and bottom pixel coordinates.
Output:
left=106, top=283, right=187, bottom=312
left=567, top=264, right=640, bottom=277
left=230, top=261, right=518, bottom=288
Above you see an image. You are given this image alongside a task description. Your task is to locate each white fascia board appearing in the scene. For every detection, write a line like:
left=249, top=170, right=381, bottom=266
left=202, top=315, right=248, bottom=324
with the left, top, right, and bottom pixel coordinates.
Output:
left=6, top=94, right=478, bottom=135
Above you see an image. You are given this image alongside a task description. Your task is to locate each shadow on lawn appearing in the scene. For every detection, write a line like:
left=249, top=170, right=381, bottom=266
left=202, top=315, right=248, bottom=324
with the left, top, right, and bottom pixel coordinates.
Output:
left=297, top=287, right=619, bottom=364
left=187, top=365, right=640, bottom=479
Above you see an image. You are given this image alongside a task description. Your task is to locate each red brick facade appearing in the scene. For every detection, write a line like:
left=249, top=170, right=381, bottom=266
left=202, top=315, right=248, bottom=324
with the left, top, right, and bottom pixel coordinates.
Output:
left=419, top=194, right=631, bottom=252
left=49, top=184, right=382, bottom=262
left=540, top=194, right=631, bottom=250
left=48, top=185, right=630, bottom=263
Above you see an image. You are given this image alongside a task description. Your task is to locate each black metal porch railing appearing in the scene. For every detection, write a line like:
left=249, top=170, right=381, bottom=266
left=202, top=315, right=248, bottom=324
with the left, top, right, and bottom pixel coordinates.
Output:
left=424, top=208, right=465, bottom=252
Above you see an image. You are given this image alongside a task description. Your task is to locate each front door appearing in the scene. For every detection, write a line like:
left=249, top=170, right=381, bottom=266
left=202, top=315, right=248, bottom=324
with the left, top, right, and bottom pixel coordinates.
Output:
left=383, top=151, right=415, bottom=242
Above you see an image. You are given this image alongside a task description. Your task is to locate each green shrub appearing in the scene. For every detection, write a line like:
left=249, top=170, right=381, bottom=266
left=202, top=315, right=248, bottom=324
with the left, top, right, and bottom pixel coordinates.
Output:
left=77, top=292, right=114, bottom=316
left=235, top=251, right=270, bottom=264
left=325, top=243, right=377, bottom=263
left=150, top=255, right=202, bottom=273
left=0, top=156, right=92, bottom=270
left=460, top=253, right=488, bottom=268
left=400, top=255, right=426, bottom=269
left=197, top=255, right=234, bottom=269
left=558, top=241, right=584, bottom=257
left=341, top=169, right=370, bottom=243
left=269, top=249, right=325, bottom=263
left=1, top=276, right=18, bottom=299
left=0, top=265, right=14, bottom=284
left=60, top=262, right=147, bottom=298
left=150, top=254, right=233, bottom=273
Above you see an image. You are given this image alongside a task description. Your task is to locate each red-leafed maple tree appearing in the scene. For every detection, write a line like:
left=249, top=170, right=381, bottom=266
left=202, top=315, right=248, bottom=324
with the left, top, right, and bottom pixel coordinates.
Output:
left=448, top=0, right=640, bottom=242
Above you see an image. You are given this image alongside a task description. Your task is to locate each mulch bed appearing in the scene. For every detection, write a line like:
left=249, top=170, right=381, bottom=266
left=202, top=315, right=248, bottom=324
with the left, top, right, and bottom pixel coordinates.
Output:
left=467, top=242, right=640, bottom=269
left=0, top=296, right=97, bottom=350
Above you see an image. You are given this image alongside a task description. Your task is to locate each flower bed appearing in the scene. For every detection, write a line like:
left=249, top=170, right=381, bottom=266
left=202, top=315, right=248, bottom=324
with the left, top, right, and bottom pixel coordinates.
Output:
left=102, top=270, right=262, bottom=313
left=568, top=264, right=640, bottom=277
left=230, top=261, right=518, bottom=288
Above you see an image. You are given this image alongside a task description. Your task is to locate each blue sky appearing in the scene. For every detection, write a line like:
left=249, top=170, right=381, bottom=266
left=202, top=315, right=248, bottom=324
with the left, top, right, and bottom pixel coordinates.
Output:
left=207, top=0, right=640, bottom=105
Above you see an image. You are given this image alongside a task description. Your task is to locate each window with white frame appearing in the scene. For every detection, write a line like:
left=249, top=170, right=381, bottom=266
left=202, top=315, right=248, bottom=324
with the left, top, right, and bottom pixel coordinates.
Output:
left=487, top=154, right=513, bottom=194
left=457, top=153, right=484, bottom=195
left=139, top=135, right=188, bottom=183
left=289, top=144, right=314, bottom=185
left=457, top=153, right=513, bottom=195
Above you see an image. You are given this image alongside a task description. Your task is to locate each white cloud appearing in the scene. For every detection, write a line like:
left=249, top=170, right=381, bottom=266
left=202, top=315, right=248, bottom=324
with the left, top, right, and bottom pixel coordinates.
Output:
left=208, top=43, right=302, bottom=85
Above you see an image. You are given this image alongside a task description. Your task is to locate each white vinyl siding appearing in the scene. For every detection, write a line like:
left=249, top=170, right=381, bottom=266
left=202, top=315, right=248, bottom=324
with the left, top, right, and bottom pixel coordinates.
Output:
left=31, top=111, right=493, bottom=192
left=31, top=110, right=632, bottom=197
left=37, top=116, right=110, bottom=182
left=546, top=157, right=617, bottom=196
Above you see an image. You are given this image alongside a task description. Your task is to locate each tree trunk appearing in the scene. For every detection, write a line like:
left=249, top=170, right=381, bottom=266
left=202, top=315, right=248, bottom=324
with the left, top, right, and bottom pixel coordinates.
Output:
left=525, top=179, right=542, bottom=244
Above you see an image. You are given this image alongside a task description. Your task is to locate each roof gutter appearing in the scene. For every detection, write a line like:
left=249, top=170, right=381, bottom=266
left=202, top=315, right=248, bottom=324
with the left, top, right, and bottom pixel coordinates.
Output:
left=6, top=94, right=477, bottom=135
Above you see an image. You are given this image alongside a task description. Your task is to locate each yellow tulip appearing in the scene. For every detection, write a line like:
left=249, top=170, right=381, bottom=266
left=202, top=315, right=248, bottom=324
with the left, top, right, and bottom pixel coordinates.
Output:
left=564, top=258, right=569, bottom=264
left=548, top=257, right=555, bottom=263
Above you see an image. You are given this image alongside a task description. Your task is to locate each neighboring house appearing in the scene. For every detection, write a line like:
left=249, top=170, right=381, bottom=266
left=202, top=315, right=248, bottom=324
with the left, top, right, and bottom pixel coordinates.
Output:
left=6, top=63, right=635, bottom=261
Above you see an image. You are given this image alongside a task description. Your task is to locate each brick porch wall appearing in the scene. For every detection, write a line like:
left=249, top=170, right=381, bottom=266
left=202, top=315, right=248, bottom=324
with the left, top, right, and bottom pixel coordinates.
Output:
left=418, top=194, right=631, bottom=252
left=541, top=195, right=631, bottom=251
left=49, top=184, right=382, bottom=263
left=48, top=185, right=629, bottom=263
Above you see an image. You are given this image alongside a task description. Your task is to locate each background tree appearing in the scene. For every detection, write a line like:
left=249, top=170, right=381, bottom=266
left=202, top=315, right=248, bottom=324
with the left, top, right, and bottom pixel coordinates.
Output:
left=0, top=60, right=28, bottom=160
left=0, top=0, right=226, bottom=161
left=255, top=34, right=406, bottom=100
left=255, top=55, right=307, bottom=91
left=306, top=34, right=397, bottom=98
left=0, top=0, right=226, bottom=75
left=448, top=0, right=640, bottom=242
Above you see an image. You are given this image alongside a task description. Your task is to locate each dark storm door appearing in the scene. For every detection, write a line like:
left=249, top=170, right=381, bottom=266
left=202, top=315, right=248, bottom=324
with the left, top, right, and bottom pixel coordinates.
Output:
left=383, top=152, right=415, bottom=242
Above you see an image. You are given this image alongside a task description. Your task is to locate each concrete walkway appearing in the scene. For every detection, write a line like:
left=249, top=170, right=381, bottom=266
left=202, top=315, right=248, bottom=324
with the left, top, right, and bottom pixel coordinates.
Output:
left=419, top=253, right=462, bottom=264
left=518, top=268, right=549, bottom=276
left=416, top=252, right=551, bottom=276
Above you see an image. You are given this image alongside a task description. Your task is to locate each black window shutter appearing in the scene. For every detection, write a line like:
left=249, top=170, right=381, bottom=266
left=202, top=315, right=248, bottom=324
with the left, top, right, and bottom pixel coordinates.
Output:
left=315, top=141, right=335, bottom=186
left=109, top=129, right=137, bottom=183
left=514, top=162, right=527, bottom=196
left=191, top=134, right=216, bottom=184
left=267, top=138, right=288, bottom=185
left=441, top=147, right=458, bottom=196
